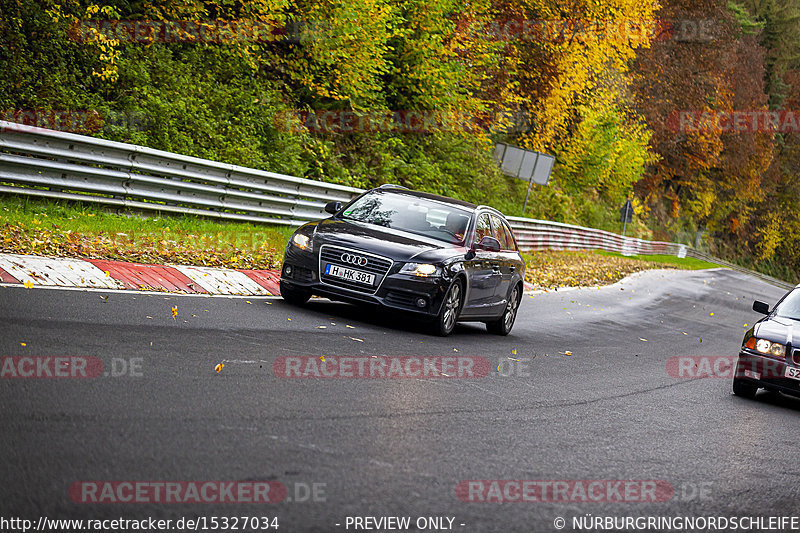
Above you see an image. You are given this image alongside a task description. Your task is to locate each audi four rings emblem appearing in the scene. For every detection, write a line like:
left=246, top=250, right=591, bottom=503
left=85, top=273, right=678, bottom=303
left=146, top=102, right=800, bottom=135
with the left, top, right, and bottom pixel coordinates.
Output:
left=341, top=253, right=368, bottom=266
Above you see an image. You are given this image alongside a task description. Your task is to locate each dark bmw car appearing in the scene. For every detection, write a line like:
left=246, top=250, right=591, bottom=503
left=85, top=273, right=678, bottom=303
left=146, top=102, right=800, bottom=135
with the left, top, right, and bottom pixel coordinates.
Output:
left=733, top=285, right=800, bottom=399
left=279, top=185, right=526, bottom=336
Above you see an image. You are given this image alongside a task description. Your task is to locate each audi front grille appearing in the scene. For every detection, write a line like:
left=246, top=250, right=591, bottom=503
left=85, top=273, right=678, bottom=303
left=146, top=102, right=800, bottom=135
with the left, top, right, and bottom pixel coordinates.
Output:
left=319, top=245, right=393, bottom=294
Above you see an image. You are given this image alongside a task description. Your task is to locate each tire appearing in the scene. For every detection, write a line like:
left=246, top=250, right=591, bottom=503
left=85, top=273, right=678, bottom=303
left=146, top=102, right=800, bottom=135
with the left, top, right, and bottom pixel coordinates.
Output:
left=486, top=284, right=521, bottom=336
left=732, top=377, right=758, bottom=399
left=280, top=281, right=311, bottom=305
left=732, top=360, right=758, bottom=399
left=432, top=280, right=464, bottom=336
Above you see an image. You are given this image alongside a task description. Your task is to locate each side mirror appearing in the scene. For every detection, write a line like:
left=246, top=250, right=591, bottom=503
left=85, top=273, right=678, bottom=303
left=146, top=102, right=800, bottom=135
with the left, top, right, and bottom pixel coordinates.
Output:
left=753, top=300, right=770, bottom=314
left=475, top=236, right=501, bottom=252
left=324, top=201, right=342, bottom=215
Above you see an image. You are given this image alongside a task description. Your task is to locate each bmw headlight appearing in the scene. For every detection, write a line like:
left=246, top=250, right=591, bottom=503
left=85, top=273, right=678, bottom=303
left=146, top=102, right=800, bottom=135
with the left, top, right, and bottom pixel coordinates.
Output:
left=748, top=337, right=786, bottom=357
left=291, top=233, right=312, bottom=251
left=400, top=263, right=439, bottom=277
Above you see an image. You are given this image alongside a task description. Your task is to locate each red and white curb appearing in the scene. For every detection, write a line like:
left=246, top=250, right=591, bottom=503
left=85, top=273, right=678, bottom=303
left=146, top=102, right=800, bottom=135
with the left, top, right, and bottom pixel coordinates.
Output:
left=0, top=253, right=280, bottom=296
left=0, top=252, right=536, bottom=296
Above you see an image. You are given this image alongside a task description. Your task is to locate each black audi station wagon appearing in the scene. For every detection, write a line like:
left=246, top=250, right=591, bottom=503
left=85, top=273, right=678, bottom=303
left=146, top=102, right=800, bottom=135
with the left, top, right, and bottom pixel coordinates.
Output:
left=280, top=185, right=526, bottom=336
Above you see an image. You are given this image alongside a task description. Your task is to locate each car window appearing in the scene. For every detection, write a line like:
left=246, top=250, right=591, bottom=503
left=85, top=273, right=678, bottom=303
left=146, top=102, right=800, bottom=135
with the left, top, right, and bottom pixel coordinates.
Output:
left=340, top=191, right=471, bottom=245
left=475, top=214, right=491, bottom=243
left=774, top=289, right=800, bottom=321
left=490, top=214, right=514, bottom=250
left=502, top=220, right=518, bottom=251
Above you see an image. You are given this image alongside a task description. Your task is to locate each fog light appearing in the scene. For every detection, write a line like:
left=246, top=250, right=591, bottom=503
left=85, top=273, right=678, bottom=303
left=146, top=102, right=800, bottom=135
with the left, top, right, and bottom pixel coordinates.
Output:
left=285, top=265, right=293, bottom=276
left=416, top=298, right=427, bottom=308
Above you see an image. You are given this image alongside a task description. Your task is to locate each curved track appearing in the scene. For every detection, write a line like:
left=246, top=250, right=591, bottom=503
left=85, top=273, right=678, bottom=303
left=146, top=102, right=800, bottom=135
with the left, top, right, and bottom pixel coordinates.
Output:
left=0, top=268, right=796, bottom=531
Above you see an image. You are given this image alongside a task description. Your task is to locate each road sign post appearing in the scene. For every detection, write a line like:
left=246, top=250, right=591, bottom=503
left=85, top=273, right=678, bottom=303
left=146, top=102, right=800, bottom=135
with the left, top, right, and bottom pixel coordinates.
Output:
left=620, top=200, right=633, bottom=237
left=493, top=143, right=555, bottom=212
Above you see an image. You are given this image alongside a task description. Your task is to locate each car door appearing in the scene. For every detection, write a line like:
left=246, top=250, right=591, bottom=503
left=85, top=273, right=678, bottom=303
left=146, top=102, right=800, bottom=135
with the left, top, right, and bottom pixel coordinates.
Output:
left=490, top=214, right=517, bottom=309
left=461, top=212, right=503, bottom=316
left=490, top=215, right=523, bottom=310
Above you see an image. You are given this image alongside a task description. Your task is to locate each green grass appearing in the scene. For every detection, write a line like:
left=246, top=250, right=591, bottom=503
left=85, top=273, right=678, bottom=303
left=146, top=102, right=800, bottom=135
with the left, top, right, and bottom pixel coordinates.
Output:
left=0, top=194, right=724, bottom=274
left=0, top=194, right=296, bottom=269
left=595, top=250, right=720, bottom=270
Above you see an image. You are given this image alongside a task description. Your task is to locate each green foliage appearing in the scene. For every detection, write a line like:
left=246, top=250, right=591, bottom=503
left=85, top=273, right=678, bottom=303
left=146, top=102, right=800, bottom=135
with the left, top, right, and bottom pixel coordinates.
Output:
left=727, top=1, right=765, bottom=36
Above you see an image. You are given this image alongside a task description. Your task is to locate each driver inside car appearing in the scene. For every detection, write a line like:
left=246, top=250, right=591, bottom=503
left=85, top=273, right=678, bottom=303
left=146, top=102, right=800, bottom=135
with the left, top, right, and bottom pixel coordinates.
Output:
left=444, top=212, right=469, bottom=243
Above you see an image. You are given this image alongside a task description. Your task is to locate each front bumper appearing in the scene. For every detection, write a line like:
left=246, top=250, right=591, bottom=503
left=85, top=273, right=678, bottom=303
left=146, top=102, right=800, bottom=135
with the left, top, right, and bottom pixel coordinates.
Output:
left=280, top=247, right=451, bottom=317
left=736, top=350, right=800, bottom=397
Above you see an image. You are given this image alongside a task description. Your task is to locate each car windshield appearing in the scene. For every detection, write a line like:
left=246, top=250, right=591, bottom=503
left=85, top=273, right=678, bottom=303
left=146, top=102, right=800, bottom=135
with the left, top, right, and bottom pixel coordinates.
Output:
left=774, top=289, right=800, bottom=320
left=340, top=191, right=471, bottom=245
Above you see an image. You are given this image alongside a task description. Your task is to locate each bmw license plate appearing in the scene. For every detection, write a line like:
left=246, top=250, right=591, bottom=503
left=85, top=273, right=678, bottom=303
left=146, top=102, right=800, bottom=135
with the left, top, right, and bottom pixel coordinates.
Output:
left=785, top=367, right=800, bottom=381
left=325, top=263, right=375, bottom=285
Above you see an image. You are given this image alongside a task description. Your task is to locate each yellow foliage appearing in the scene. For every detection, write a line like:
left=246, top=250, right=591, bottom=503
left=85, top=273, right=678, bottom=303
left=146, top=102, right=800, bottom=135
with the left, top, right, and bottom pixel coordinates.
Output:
left=506, top=0, right=659, bottom=151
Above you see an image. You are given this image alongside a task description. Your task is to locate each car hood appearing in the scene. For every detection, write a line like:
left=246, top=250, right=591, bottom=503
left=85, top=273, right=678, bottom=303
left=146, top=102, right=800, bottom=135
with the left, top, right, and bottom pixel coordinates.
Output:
left=754, top=316, right=799, bottom=345
left=310, top=218, right=466, bottom=262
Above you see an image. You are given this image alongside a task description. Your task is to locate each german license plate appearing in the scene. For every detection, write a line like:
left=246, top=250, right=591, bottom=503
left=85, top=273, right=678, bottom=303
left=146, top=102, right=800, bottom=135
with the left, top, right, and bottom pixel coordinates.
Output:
left=325, top=264, right=375, bottom=285
left=785, top=367, right=800, bottom=381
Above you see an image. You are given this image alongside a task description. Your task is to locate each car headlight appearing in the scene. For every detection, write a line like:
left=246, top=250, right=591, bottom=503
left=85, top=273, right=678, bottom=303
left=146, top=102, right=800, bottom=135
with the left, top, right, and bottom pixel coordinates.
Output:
left=291, top=233, right=312, bottom=251
left=400, top=263, right=439, bottom=277
left=747, top=337, right=786, bottom=357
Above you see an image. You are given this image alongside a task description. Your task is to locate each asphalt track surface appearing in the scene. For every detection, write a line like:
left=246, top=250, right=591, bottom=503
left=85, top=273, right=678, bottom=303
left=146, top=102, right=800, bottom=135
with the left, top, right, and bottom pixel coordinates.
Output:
left=1, top=267, right=798, bottom=532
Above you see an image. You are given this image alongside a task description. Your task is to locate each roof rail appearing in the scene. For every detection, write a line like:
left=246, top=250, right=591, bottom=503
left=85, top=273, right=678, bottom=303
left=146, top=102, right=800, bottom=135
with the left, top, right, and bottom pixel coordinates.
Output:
left=476, top=204, right=505, bottom=215
left=377, top=183, right=409, bottom=190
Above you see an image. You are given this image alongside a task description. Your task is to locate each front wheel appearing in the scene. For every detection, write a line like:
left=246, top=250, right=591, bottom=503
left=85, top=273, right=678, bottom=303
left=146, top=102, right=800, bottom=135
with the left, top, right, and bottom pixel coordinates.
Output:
left=486, top=285, right=520, bottom=336
left=280, top=281, right=311, bottom=305
left=432, top=280, right=463, bottom=336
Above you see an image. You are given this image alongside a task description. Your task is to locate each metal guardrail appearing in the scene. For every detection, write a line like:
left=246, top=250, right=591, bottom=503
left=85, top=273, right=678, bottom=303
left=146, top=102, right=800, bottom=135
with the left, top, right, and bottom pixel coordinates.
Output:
left=507, top=216, right=682, bottom=256
left=507, top=216, right=794, bottom=290
left=0, top=120, right=362, bottom=226
left=0, top=120, right=794, bottom=290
